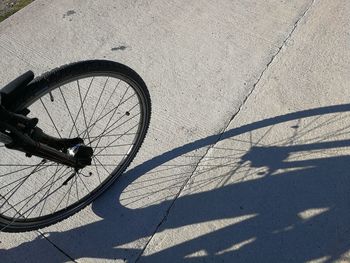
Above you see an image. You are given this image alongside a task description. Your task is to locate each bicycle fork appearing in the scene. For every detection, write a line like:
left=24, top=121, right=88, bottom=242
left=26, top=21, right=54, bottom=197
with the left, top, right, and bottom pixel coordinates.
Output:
left=0, top=102, right=93, bottom=170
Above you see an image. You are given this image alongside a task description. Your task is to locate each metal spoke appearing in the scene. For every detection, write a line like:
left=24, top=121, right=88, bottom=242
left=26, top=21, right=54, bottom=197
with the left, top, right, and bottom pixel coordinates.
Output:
left=2, top=166, right=70, bottom=216
left=40, top=99, right=62, bottom=138
left=77, top=172, right=90, bottom=193
left=87, top=132, right=138, bottom=139
left=82, top=80, right=121, bottom=139
left=65, top=174, right=75, bottom=208
left=77, top=80, right=92, bottom=144
left=89, top=111, right=140, bottom=147
left=0, top=164, right=51, bottom=191
left=88, top=85, right=130, bottom=150
left=93, top=122, right=139, bottom=157
left=59, top=87, right=80, bottom=136
left=75, top=171, right=79, bottom=202
left=67, top=78, right=94, bottom=138
left=82, top=93, right=136, bottom=137
left=92, top=157, right=102, bottom=183
left=0, top=164, right=58, bottom=179
left=54, top=171, right=77, bottom=213
left=37, top=164, right=62, bottom=217
left=92, top=156, right=110, bottom=175
left=95, top=153, right=129, bottom=157
left=94, top=143, right=134, bottom=149
left=0, top=164, right=56, bottom=167
left=0, top=161, right=49, bottom=199
left=84, top=77, right=109, bottom=136
left=24, top=165, right=68, bottom=218
left=11, top=167, right=72, bottom=218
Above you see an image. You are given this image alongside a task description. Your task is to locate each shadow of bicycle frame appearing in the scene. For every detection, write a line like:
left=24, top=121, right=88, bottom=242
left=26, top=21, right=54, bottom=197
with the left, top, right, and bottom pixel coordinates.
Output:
left=2, top=103, right=350, bottom=263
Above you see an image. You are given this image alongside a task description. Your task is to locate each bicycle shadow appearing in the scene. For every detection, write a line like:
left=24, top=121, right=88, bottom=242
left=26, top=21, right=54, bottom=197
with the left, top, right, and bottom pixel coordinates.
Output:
left=2, top=104, right=350, bottom=262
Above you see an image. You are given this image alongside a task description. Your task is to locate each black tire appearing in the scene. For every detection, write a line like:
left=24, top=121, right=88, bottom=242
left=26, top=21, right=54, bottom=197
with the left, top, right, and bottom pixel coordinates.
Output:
left=0, top=60, right=151, bottom=232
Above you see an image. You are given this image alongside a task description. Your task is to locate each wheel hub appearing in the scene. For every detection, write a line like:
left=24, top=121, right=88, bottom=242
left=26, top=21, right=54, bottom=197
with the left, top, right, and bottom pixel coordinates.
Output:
left=68, top=143, right=94, bottom=167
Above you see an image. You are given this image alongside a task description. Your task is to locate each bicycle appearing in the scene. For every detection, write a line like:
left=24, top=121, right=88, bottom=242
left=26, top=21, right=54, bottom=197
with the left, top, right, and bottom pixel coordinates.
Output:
left=0, top=60, right=151, bottom=232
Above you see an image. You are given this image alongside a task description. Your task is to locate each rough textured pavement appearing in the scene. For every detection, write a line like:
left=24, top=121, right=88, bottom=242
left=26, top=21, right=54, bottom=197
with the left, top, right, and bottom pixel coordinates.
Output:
left=0, top=0, right=349, bottom=262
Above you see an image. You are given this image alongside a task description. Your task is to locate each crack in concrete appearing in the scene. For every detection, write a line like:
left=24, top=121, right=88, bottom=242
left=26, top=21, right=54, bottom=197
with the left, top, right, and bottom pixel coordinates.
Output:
left=134, top=128, right=218, bottom=263
left=134, top=0, right=317, bottom=262
left=225, top=0, right=317, bottom=126
left=37, top=230, right=78, bottom=262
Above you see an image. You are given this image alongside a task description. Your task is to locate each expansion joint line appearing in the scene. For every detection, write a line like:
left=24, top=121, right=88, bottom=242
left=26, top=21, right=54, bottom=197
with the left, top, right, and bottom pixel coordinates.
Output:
left=37, top=230, right=78, bottom=262
left=135, top=0, right=316, bottom=261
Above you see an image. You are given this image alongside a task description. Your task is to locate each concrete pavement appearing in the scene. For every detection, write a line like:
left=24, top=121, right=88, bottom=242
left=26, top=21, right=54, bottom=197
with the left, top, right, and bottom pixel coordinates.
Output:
left=0, top=0, right=349, bottom=262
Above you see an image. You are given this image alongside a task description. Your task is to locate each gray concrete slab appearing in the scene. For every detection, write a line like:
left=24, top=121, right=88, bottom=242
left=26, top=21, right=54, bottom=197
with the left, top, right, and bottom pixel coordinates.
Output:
left=140, top=0, right=350, bottom=262
left=0, top=231, right=72, bottom=262
left=1, top=0, right=344, bottom=262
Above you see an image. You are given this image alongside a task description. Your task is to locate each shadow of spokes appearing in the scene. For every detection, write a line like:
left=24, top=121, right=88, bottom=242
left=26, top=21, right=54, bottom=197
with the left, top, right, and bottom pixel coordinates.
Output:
left=3, top=103, right=350, bottom=263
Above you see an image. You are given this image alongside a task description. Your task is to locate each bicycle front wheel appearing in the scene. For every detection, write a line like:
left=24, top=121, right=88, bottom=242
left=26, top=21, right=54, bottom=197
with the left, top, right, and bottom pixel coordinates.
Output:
left=0, top=60, right=151, bottom=232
